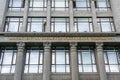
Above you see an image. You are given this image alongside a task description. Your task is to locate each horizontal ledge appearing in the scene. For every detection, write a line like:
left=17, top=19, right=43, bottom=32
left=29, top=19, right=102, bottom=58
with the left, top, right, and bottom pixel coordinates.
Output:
left=0, top=32, right=119, bottom=37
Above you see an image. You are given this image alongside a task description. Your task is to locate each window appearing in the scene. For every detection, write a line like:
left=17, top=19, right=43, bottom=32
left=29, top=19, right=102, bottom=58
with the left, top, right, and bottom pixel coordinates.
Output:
left=27, top=18, right=46, bottom=32
left=97, top=18, right=115, bottom=32
left=95, top=0, right=111, bottom=11
left=77, top=46, right=97, bottom=72
left=74, top=0, right=91, bottom=11
left=5, top=18, right=23, bottom=32
left=52, top=0, right=69, bottom=11
left=51, top=18, right=69, bottom=32
left=51, top=46, right=70, bottom=72
left=0, top=47, right=17, bottom=73
left=104, top=47, right=120, bottom=72
left=8, top=0, right=25, bottom=11
left=29, top=0, right=47, bottom=11
left=24, top=47, right=44, bottom=73
left=74, top=18, right=93, bottom=32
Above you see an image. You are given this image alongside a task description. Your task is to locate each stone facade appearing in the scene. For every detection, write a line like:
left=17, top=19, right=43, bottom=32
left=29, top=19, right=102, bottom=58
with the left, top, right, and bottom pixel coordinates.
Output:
left=0, top=0, right=120, bottom=80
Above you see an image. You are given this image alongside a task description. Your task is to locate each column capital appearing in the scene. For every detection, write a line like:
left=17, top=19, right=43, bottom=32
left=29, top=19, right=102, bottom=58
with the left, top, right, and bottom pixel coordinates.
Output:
left=70, top=42, right=77, bottom=47
left=96, top=42, right=103, bottom=48
left=17, top=42, right=25, bottom=47
left=43, top=42, right=51, bottom=47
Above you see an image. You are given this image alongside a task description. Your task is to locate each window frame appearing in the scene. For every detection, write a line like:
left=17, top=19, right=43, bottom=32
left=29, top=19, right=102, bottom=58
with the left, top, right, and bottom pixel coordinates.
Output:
left=27, top=17, right=46, bottom=32
left=4, top=17, right=23, bottom=32
left=51, top=46, right=70, bottom=73
left=24, top=46, right=44, bottom=73
left=77, top=46, right=97, bottom=72
left=0, top=47, right=17, bottom=73
left=97, top=17, right=115, bottom=32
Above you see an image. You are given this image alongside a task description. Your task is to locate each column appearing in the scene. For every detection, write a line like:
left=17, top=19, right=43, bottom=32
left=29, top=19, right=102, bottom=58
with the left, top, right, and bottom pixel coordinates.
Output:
left=0, top=0, right=8, bottom=32
left=110, top=0, right=120, bottom=32
left=70, top=42, right=79, bottom=80
left=46, top=0, right=51, bottom=32
left=96, top=42, right=107, bottom=80
left=22, top=0, right=29, bottom=32
left=43, top=42, right=51, bottom=80
left=69, top=0, right=75, bottom=32
left=14, top=42, right=25, bottom=80
left=91, top=0, right=100, bottom=32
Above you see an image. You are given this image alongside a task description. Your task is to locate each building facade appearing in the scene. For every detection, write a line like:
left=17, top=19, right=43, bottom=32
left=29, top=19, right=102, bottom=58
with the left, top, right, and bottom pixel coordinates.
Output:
left=0, top=0, right=120, bottom=80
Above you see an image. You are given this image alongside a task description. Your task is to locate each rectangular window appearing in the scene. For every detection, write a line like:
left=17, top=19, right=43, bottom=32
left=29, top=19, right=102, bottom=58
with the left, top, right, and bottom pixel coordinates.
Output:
left=27, top=18, right=46, bottom=32
left=5, top=18, right=23, bottom=32
left=51, top=46, right=70, bottom=73
left=8, top=0, right=25, bottom=11
left=77, top=46, right=97, bottom=72
left=29, top=0, right=47, bottom=11
left=74, top=18, right=93, bottom=32
left=104, top=47, right=120, bottom=72
left=74, top=0, right=91, bottom=11
left=97, top=18, right=115, bottom=32
left=0, top=47, right=17, bottom=73
left=51, top=18, right=69, bottom=32
left=24, top=47, right=44, bottom=73
left=52, top=0, right=69, bottom=11
left=96, top=0, right=111, bottom=11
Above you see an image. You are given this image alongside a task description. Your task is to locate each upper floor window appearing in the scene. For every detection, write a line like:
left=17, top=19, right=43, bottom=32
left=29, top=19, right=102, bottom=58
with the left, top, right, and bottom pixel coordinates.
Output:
left=74, top=0, right=91, bottom=11
left=27, top=18, right=46, bottom=32
left=24, top=47, right=44, bottom=73
left=74, top=18, right=93, bottom=32
left=97, top=18, right=115, bottom=32
left=52, top=0, right=69, bottom=11
left=104, top=47, right=120, bottom=72
left=51, top=18, right=69, bottom=32
left=5, top=18, right=23, bottom=32
left=8, top=0, right=25, bottom=11
left=0, top=47, right=17, bottom=73
left=29, top=0, right=47, bottom=11
left=95, top=0, right=111, bottom=11
left=77, top=46, right=97, bottom=72
left=51, top=46, right=70, bottom=73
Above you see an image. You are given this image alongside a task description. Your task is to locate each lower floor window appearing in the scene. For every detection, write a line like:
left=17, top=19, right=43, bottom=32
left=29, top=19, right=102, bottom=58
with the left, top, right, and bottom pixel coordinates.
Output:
left=0, top=47, right=17, bottom=73
left=104, top=47, right=120, bottom=72
left=24, top=47, right=44, bottom=73
left=51, top=46, right=70, bottom=72
left=77, top=46, right=97, bottom=72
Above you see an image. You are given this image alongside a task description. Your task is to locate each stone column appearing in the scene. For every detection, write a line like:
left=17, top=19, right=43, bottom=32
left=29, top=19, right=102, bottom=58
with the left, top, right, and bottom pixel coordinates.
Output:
left=69, top=0, right=75, bottom=32
left=46, top=0, right=51, bottom=32
left=22, top=0, right=29, bottom=32
left=96, top=42, right=107, bottom=80
left=0, top=0, right=8, bottom=32
left=70, top=42, right=79, bottom=80
left=91, top=0, right=100, bottom=32
left=43, top=42, right=51, bottom=80
left=14, top=42, right=25, bottom=80
left=110, top=0, right=120, bottom=32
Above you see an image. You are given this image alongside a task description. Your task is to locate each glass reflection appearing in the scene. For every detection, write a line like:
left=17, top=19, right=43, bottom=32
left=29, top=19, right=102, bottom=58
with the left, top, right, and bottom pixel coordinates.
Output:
left=51, top=46, right=70, bottom=72
left=78, top=46, right=96, bottom=72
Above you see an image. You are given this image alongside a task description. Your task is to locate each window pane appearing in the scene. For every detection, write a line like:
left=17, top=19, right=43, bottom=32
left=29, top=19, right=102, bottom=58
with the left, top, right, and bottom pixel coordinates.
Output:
left=39, top=65, right=43, bottom=73
left=83, top=65, right=92, bottom=72
left=56, top=65, right=65, bottom=72
left=56, top=50, right=65, bottom=64
left=29, top=65, right=38, bottom=73
left=1, top=66, right=11, bottom=73
left=101, top=23, right=111, bottom=32
left=3, top=50, right=12, bottom=64
left=11, top=65, right=15, bottom=73
left=24, top=65, right=28, bottom=73
left=82, top=51, right=91, bottom=64
left=107, top=52, right=117, bottom=64
left=110, top=65, right=119, bottom=72
left=30, top=50, right=39, bottom=64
